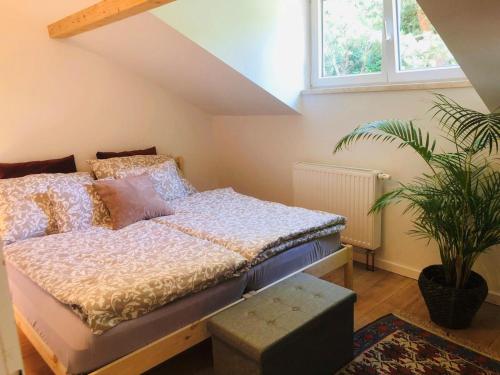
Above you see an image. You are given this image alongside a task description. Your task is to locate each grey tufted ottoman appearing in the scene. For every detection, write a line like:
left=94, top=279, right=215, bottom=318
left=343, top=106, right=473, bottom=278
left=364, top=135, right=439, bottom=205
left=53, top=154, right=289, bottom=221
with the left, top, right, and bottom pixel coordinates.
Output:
left=207, top=273, right=356, bottom=375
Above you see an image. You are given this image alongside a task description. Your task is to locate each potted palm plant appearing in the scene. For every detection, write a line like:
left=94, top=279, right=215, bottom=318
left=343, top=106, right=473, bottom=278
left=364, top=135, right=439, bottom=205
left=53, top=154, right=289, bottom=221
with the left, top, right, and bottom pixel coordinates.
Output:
left=334, top=94, right=499, bottom=329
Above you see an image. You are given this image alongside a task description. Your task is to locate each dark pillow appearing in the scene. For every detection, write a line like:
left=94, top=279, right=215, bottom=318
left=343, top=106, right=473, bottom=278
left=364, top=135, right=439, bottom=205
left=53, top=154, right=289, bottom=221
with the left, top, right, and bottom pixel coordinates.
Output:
left=96, top=147, right=157, bottom=160
left=0, top=155, right=77, bottom=179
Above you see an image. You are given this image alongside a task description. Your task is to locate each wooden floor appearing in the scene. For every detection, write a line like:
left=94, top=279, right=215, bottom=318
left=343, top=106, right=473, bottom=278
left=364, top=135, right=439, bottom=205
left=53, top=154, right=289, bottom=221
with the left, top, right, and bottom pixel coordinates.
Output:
left=19, top=262, right=500, bottom=374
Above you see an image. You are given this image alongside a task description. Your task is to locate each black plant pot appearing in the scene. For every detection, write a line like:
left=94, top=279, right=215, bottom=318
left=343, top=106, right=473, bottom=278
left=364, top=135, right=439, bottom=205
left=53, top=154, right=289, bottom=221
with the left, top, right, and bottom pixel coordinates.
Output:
left=418, top=265, right=488, bottom=329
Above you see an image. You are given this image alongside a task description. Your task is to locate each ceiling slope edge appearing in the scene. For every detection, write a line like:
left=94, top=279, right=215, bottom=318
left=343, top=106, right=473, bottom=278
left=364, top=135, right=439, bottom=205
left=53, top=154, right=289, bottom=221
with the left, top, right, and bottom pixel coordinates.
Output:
left=418, top=0, right=500, bottom=112
left=68, top=12, right=298, bottom=116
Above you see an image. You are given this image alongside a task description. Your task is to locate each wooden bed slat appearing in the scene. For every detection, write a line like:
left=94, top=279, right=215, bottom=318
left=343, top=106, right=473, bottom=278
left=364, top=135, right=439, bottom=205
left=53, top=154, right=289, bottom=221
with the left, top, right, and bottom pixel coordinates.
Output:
left=91, top=298, right=244, bottom=375
left=14, top=306, right=68, bottom=375
left=305, top=244, right=353, bottom=289
left=174, top=156, right=184, bottom=173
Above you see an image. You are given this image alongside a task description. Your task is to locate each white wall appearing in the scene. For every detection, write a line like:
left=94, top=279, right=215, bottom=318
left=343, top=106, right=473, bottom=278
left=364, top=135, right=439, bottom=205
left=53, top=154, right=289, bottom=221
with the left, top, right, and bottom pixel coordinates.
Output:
left=152, top=0, right=308, bottom=111
left=0, top=0, right=219, bottom=191
left=212, top=87, right=500, bottom=301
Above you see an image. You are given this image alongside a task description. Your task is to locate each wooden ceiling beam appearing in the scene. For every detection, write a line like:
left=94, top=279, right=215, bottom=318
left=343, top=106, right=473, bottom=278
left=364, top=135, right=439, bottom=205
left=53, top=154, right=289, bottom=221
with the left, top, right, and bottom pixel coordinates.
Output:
left=48, top=0, right=176, bottom=39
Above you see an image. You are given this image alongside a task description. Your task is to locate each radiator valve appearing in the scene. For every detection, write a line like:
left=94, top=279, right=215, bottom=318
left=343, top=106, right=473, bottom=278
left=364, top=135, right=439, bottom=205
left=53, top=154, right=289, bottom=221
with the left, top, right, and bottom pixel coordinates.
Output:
left=377, top=173, right=391, bottom=180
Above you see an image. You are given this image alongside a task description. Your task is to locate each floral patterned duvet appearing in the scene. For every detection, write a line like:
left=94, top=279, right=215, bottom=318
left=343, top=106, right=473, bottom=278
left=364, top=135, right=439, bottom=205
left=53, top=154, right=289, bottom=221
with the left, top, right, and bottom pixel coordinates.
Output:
left=3, top=221, right=247, bottom=334
left=155, top=188, right=346, bottom=265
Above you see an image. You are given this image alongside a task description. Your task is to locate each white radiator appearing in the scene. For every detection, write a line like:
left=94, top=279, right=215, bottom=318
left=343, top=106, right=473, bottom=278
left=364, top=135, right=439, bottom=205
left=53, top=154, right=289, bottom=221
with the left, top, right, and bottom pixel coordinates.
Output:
left=293, top=162, right=388, bottom=250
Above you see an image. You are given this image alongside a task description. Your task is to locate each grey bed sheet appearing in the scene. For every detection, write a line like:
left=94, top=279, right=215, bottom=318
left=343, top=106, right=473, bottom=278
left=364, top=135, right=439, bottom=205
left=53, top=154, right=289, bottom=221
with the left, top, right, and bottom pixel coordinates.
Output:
left=245, top=232, right=341, bottom=291
left=7, top=232, right=342, bottom=374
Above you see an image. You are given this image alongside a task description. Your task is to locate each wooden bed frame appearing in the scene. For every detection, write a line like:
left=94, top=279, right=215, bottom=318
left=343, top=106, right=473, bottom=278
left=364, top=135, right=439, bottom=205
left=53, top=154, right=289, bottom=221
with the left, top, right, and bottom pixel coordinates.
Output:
left=15, top=245, right=353, bottom=375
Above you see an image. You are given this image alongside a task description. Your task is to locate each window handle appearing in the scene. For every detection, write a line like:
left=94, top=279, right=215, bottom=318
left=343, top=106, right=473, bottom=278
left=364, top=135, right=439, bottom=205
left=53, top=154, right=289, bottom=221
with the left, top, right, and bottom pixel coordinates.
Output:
left=385, top=20, right=392, bottom=41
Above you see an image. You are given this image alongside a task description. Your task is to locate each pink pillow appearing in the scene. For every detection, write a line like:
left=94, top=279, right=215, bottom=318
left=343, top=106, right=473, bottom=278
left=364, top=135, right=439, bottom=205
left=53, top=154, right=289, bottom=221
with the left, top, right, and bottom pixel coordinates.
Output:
left=94, top=174, right=173, bottom=230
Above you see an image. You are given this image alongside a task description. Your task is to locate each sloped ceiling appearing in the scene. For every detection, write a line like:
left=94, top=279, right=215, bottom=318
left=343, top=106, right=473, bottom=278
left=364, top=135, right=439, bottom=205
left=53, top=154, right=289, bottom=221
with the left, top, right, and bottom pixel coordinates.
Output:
left=418, top=0, right=500, bottom=112
left=152, top=0, right=309, bottom=112
left=41, top=0, right=296, bottom=116
left=67, top=13, right=295, bottom=115
left=69, top=12, right=296, bottom=115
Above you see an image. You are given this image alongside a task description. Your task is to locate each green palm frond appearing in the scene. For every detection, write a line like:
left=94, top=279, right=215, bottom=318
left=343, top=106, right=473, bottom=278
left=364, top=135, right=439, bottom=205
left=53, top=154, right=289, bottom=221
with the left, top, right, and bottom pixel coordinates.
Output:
left=334, top=120, right=436, bottom=162
left=431, top=93, right=500, bottom=153
left=369, top=187, right=407, bottom=213
left=334, top=94, right=500, bottom=288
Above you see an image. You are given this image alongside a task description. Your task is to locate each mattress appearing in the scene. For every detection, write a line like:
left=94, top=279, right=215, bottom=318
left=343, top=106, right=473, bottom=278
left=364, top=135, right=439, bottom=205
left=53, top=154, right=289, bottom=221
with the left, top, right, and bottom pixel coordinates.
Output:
left=7, top=232, right=342, bottom=374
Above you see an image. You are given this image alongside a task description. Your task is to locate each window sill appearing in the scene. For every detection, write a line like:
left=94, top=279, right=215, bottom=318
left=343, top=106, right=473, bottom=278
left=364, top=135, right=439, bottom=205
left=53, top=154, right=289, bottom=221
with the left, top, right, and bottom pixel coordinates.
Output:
left=301, top=80, right=472, bottom=95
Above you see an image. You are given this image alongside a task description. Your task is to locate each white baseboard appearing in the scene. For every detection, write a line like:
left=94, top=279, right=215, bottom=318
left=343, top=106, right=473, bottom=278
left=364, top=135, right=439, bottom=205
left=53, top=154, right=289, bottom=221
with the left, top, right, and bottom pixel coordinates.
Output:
left=487, top=290, right=500, bottom=305
left=353, top=250, right=500, bottom=306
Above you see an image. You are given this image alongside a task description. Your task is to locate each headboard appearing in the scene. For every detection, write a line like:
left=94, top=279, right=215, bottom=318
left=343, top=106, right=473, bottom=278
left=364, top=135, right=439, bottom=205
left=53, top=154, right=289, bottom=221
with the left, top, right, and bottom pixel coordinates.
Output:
left=174, top=156, right=184, bottom=173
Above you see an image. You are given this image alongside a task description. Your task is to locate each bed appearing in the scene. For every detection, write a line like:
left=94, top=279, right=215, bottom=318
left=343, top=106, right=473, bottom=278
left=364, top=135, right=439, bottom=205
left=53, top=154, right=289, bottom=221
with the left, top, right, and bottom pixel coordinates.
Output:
left=7, top=232, right=346, bottom=374
left=2, top=155, right=353, bottom=375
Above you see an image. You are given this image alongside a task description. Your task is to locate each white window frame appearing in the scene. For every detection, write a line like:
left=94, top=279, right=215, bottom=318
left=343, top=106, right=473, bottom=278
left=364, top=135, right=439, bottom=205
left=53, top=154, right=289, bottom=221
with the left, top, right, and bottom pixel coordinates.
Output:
left=311, top=0, right=465, bottom=88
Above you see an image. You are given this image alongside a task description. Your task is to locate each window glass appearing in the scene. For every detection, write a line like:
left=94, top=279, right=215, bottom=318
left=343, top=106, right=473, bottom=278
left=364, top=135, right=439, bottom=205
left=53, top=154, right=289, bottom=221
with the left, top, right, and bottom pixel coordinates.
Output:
left=397, top=0, right=457, bottom=71
left=322, top=0, right=384, bottom=77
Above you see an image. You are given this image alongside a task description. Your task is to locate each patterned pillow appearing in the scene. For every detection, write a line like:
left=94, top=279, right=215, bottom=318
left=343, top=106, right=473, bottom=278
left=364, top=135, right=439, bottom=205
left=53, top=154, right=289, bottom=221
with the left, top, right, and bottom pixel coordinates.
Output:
left=48, top=174, right=111, bottom=233
left=87, top=155, right=172, bottom=180
left=115, top=160, right=192, bottom=201
left=0, top=173, right=83, bottom=244
left=181, top=177, right=198, bottom=196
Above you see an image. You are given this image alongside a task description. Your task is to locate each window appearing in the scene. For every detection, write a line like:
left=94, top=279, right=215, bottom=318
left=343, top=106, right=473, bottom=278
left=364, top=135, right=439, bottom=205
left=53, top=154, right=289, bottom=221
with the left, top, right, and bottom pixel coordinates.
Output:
left=311, top=0, right=464, bottom=87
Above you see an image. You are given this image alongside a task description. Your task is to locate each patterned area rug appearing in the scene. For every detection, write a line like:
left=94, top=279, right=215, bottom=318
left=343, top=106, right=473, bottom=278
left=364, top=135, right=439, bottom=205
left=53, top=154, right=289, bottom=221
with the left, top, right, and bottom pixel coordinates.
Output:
left=338, top=314, right=500, bottom=375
